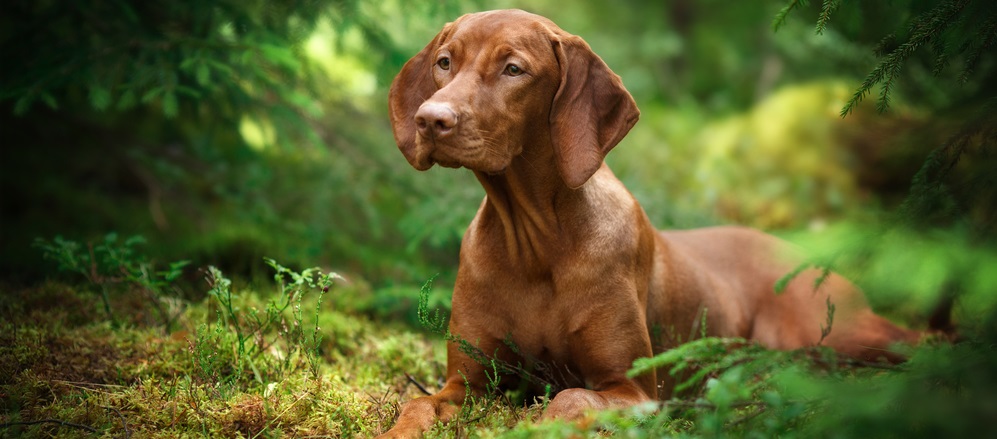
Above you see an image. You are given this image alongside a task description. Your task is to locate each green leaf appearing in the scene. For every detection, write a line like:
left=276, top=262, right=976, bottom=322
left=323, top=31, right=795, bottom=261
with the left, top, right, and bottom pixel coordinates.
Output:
left=775, top=263, right=811, bottom=294
left=206, top=59, right=235, bottom=77
left=40, top=92, right=59, bottom=110
left=196, top=63, right=211, bottom=86
left=175, top=85, right=202, bottom=99
left=162, top=91, right=178, bottom=118
left=89, top=85, right=112, bottom=111
left=124, top=235, right=147, bottom=246
left=117, top=89, right=137, bottom=110
left=141, top=86, right=164, bottom=103
left=260, top=44, right=301, bottom=70
left=13, top=94, right=34, bottom=115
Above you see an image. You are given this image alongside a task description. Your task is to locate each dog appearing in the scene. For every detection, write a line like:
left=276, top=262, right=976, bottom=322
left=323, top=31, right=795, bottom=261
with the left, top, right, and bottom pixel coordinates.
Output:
left=379, top=9, right=925, bottom=437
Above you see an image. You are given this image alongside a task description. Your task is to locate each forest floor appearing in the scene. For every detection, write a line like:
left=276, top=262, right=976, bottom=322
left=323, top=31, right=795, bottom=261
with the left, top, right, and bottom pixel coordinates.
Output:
left=1, top=270, right=991, bottom=438
left=0, top=278, right=567, bottom=438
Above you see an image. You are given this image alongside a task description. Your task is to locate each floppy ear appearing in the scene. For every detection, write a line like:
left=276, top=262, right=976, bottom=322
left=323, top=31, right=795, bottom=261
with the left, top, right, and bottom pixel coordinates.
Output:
left=388, top=23, right=454, bottom=169
left=549, top=35, right=640, bottom=189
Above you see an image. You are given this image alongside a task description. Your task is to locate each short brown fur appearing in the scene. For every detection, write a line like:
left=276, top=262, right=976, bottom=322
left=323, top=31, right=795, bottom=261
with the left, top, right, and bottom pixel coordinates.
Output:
left=379, top=9, right=922, bottom=438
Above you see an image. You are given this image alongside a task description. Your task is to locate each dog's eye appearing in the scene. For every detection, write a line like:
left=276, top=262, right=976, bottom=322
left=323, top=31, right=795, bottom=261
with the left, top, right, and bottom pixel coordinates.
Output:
left=437, top=57, right=451, bottom=71
left=505, top=64, right=523, bottom=76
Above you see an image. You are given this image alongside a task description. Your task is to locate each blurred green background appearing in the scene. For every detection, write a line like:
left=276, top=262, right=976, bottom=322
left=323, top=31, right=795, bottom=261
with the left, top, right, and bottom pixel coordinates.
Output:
left=2, top=0, right=994, bottom=314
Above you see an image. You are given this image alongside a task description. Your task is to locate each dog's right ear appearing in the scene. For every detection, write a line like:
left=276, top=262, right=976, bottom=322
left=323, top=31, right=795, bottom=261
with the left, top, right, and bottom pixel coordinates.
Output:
left=388, top=23, right=454, bottom=170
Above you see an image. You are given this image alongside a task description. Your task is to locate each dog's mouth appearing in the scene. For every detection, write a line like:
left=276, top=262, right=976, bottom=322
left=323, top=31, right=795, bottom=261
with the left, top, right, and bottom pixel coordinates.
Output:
left=434, top=158, right=462, bottom=169
left=419, top=137, right=509, bottom=174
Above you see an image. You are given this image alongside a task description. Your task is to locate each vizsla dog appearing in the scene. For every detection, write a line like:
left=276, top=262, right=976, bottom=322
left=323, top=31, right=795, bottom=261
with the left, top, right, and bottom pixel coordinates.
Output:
left=380, top=9, right=923, bottom=437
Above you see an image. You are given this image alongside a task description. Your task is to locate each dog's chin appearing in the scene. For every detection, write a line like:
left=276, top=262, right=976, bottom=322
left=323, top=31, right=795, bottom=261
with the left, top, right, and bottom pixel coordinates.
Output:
left=426, top=149, right=509, bottom=174
left=443, top=158, right=509, bottom=174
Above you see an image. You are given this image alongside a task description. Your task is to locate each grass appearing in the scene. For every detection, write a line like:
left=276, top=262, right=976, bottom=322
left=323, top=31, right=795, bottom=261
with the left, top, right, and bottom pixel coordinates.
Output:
left=0, top=266, right=560, bottom=438
left=0, top=280, right=444, bottom=437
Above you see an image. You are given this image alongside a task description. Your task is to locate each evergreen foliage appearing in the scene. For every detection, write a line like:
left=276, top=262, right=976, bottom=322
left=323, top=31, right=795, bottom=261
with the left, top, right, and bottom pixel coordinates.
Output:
left=0, top=0, right=402, bottom=145
left=776, top=0, right=997, bottom=115
left=0, top=0, right=476, bottom=284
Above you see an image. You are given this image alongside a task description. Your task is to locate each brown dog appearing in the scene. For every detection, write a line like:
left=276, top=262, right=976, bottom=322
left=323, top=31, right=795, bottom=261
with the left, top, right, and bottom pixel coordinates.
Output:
left=380, top=9, right=922, bottom=437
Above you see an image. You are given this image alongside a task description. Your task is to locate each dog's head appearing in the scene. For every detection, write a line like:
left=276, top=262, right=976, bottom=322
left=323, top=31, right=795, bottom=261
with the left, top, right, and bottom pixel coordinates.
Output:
left=388, top=9, right=639, bottom=189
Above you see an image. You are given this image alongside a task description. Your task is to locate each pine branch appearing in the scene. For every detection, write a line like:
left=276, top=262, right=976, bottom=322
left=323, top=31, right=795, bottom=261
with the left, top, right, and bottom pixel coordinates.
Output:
left=815, top=0, right=842, bottom=35
left=876, top=62, right=901, bottom=113
left=961, top=16, right=997, bottom=82
left=931, top=34, right=950, bottom=76
left=773, top=0, right=810, bottom=32
left=896, top=123, right=977, bottom=225
left=842, top=0, right=971, bottom=115
left=873, top=33, right=897, bottom=57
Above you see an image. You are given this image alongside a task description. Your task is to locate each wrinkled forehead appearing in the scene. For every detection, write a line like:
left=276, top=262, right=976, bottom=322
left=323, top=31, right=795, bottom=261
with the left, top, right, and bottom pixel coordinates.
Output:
left=441, top=10, right=564, bottom=54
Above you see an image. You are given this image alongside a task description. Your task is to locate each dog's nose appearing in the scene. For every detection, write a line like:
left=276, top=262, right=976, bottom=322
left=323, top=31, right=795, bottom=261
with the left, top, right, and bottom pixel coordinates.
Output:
left=415, top=103, right=458, bottom=139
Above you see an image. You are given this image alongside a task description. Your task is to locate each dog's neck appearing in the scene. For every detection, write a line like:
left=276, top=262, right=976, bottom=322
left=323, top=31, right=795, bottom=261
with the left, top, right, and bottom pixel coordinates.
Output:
left=473, top=146, right=572, bottom=267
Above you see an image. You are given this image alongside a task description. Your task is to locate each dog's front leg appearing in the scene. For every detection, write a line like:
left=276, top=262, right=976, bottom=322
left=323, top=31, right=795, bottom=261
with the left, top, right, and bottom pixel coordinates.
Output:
left=377, top=385, right=461, bottom=438
left=376, top=378, right=468, bottom=439
left=377, top=335, right=493, bottom=438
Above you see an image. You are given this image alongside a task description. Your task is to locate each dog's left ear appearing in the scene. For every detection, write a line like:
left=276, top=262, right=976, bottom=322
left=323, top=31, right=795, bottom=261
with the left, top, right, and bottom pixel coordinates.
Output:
left=549, top=35, right=639, bottom=189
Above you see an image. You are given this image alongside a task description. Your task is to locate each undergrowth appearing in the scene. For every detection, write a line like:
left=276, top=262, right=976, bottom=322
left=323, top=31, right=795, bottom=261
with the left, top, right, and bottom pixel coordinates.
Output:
left=4, top=231, right=997, bottom=438
left=2, top=235, right=445, bottom=437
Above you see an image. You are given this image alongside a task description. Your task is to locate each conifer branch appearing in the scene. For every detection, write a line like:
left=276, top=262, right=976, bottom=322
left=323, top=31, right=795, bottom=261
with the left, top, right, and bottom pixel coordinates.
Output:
left=815, top=0, right=842, bottom=35
left=841, top=0, right=971, bottom=115
left=961, top=16, right=997, bottom=82
left=773, top=0, right=809, bottom=32
left=873, top=34, right=897, bottom=58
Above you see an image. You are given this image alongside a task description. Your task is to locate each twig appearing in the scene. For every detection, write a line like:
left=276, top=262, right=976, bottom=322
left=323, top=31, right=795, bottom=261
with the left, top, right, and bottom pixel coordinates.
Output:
left=405, top=372, right=432, bottom=396
left=53, top=379, right=127, bottom=389
left=0, top=419, right=98, bottom=433
left=103, top=405, right=131, bottom=439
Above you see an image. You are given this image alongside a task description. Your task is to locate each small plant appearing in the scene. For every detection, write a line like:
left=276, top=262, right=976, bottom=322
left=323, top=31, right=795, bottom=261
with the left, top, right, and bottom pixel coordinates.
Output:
left=416, top=275, right=447, bottom=334
left=774, top=264, right=837, bottom=345
left=818, top=295, right=836, bottom=346
left=34, top=233, right=190, bottom=331
left=199, top=259, right=340, bottom=387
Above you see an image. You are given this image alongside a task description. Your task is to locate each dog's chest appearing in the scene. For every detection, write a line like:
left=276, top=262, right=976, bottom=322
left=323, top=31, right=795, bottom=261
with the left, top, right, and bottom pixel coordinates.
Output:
left=492, top=289, right=583, bottom=377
